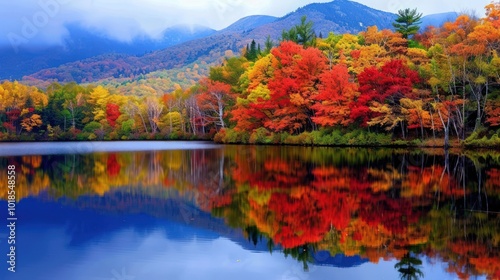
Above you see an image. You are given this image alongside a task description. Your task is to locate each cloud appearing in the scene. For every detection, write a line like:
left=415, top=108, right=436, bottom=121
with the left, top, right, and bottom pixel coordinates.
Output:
left=353, top=0, right=489, bottom=16
left=1, top=0, right=74, bottom=48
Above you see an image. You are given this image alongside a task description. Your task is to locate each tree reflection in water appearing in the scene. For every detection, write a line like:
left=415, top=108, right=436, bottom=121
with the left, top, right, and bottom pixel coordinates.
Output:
left=1, top=145, right=499, bottom=279
left=395, top=252, right=424, bottom=280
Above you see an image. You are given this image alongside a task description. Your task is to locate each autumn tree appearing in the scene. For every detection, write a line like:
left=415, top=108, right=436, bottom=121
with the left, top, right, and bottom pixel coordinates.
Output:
left=209, top=57, right=249, bottom=93
left=231, top=53, right=277, bottom=132
left=312, top=64, right=358, bottom=127
left=21, top=114, right=43, bottom=132
left=0, top=81, right=48, bottom=136
left=252, top=41, right=326, bottom=133
left=352, top=60, right=420, bottom=131
left=64, top=92, right=84, bottom=130
left=161, top=112, right=183, bottom=135
left=196, top=79, right=233, bottom=129
left=400, top=97, right=436, bottom=140
left=316, top=32, right=342, bottom=69
left=88, top=85, right=110, bottom=123
left=106, top=103, right=121, bottom=128
left=123, top=97, right=148, bottom=134
left=145, top=96, right=163, bottom=134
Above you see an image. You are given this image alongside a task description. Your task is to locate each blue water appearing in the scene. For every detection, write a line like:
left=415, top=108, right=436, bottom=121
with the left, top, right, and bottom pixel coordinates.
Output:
left=0, top=193, right=466, bottom=280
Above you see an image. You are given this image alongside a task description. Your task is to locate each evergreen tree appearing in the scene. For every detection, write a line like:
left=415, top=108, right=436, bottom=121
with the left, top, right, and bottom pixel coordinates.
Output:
left=245, top=40, right=259, bottom=61
left=393, top=8, right=423, bottom=39
left=264, top=35, right=274, bottom=54
left=281, top=16, right=316, bottom=47
left=24, top=96, right=34, bottom=109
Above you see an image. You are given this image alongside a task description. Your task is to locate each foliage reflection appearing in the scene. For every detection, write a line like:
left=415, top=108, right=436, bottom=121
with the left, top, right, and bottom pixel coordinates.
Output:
left=1, top=146, right=499, bottom=279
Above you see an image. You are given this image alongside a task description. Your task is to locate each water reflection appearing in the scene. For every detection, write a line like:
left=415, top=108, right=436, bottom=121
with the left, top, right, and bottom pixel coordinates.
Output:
left=0, top=144, right=499, bottom=279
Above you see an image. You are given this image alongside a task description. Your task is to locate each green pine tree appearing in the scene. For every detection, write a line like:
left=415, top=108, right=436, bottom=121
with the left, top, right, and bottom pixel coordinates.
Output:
left=264, top=36, right=274, bottom=54
left=281, top=16, right=316, bottom=47
left=393, top=8, right=423, bottom=39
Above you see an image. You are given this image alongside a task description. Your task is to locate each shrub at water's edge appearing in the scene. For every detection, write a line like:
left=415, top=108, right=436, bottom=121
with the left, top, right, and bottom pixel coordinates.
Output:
left=214, top=127, right=465, bottom=148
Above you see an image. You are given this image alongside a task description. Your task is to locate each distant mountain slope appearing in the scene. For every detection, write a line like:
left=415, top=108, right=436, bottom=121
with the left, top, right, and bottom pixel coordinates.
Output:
left=420, top=12, right=458, bottom=30
left=0, top=23, right=216, bottom=80
left=220, top=15, right=278, bottom=33
left=27, top=32, right=243, bottom=83
left=285, top=0, right=396, bottom=34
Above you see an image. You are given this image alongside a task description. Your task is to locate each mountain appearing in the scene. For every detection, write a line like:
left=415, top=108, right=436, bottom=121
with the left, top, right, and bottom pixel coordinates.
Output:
left=23, top=0, right=401, bottom=84
left=21, top=1, right=456, bottom=85
left=24, top=32, right=244, bottom=84
left=420, top=12, right=458, bottom=30
left=281, top=0, right=396, bottom=34
left=220, top=15, right=278, bottom=33
left=0, top=23, right=216, bottom=80
left=160, top=24, right=217, bottom=45
left=244, top=0, right=397, bottom=41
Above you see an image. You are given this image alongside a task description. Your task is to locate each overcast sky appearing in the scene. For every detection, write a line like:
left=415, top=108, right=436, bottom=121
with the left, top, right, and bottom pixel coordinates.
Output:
left=0, top=0, right=492, bottom=47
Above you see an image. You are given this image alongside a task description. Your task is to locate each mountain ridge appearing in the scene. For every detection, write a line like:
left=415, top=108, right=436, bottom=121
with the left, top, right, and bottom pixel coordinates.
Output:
left=10, top=0, right=458, bottom=85
left=0, top=23, right=216, bottom=80
left=220, top=15, right=278, bottom=33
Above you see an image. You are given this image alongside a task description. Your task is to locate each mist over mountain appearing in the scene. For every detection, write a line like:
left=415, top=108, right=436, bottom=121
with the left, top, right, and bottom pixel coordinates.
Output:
left=0, top=23, right=216, bottom=80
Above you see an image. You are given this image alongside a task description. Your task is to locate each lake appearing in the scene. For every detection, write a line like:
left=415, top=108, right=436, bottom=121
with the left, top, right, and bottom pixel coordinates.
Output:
left=0, top=141, right=499, bottom=280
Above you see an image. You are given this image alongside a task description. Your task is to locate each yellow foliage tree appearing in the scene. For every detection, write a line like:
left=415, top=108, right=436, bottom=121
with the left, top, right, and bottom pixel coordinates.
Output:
left=21, top=114, right=43, bottom=132
left=88, top=86, right=110, bottom=122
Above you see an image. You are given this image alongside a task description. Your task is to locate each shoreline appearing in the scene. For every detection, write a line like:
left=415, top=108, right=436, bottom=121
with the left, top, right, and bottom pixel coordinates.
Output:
left=0, top=138, right=498, bottom=150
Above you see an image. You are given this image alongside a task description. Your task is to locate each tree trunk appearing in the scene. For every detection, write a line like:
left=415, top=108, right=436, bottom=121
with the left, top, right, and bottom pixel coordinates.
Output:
left=419, top=114, right=424, bottom=141
left=438, top=109, right=450, bottom=149
left=218, top=98, right=225, bottom=128
left=430, top=109, right=436, bottom=141
left=444, top=117, right=450, bottom=149
left=138, top=112, right=148, bottom=134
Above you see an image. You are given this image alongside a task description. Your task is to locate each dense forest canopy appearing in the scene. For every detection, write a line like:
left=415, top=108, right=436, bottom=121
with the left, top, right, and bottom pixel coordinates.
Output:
left=1, top=2, right=500, bottom=148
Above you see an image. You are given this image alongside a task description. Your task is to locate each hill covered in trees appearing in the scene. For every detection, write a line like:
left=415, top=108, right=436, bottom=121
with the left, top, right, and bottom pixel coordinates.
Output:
left=0, top=23, right=217, bottom=80
left=22, top=0, right=450, bottom=85
left=1, top=2, right=498, bottom=149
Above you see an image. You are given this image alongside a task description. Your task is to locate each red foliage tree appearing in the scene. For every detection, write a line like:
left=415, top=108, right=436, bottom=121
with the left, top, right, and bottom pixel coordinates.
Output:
left=3, top=109, right=21, bottom=134
left=312, top=64, right=358, bottom=127
left=248, top=41, right=327, bottom=133
left=350, top=59, right=420, bottom=126
left=106, top=103, right=121, bottom=127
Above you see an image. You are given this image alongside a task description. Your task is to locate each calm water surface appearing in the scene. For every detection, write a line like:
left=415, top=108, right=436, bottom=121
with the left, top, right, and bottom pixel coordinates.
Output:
left=0, top=141, right=498, bottom=280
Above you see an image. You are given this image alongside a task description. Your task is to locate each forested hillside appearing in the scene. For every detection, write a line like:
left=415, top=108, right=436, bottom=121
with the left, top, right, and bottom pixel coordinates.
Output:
left=0, top=24, right=216, bottom=80
left=1, top=3, right=499, bottom=148
left=23, top=0, right=401, bottom=84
